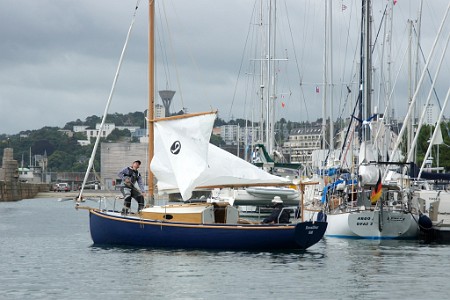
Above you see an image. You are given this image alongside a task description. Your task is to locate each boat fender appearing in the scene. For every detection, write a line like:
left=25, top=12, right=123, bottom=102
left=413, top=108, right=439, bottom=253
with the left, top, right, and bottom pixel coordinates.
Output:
left=317, top=210, right=327, bottom=222
left=418, top=213, right=432, bottom=230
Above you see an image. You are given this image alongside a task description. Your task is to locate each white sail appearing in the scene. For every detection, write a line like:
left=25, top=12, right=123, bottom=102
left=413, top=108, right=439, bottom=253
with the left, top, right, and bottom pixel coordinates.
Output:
left=151, top=112, right=216, bottom=200
left=196, top=144, right=290, bottom=188
left=151, top=113, right=290, bottom=200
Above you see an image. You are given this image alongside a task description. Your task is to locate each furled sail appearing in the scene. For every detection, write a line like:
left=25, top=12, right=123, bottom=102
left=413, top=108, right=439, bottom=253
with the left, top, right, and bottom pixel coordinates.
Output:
left=358, top=141, right=379, bottom=185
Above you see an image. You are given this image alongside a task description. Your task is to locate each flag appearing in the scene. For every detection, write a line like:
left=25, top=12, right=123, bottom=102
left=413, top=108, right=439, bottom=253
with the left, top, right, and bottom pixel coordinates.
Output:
left=281, top=102, right=285, bottom=108
left=393, top=0, right=397, bottom=5
left=315, top=86, right=320, bottom=93
left=370, top=172, right=382, bottom=204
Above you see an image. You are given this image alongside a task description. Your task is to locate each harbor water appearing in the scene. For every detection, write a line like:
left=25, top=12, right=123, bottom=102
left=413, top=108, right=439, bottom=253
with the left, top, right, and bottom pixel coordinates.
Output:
left=1, top=197, right=449, bottom=300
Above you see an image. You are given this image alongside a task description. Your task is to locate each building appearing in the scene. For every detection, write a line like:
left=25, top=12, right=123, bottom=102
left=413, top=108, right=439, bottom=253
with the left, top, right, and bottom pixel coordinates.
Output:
left=219, top=125, right=260, bottom=146
left=220, top=125, right=239, bottom=145
left=100, top=142, right=148, bottom=190
left=76, top=123, right=143, bottom=146
left=282, top=126, right=322, bottom=169
left=424, top=104, right=439, bottom=125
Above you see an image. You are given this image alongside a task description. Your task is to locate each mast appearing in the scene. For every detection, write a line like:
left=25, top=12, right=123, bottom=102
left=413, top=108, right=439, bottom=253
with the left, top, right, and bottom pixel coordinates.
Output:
left=322, top=0, right=328, bottom=157
left=384, top=0, right=394, bottom=160
left=259, top=0, right=264, bottom=144
left=265, top=0, right=272, bottom=155
left=407, top=20, right=413, bottom=155
left=363, top=0, right=372, bottom=142
left=328, top=0, right=334, bottom=152
left=148, top=0, right=155, bottom=204
left=270, top=0, right=277, bottom=156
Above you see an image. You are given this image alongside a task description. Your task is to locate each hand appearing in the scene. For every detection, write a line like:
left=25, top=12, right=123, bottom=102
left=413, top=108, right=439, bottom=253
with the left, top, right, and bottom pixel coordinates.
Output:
left=124, top=178, right=131, bottom=184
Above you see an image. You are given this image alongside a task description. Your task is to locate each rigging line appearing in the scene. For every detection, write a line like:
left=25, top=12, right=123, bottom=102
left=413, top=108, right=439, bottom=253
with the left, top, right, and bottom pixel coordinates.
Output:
left=78, top=1, right=141, bottom=200
left=374, top=43, right=408, bottom=148
left=161, top=0, right=184, bottom=110
left=371, top=3, right=388, bottom=55
left=283, top=0, right=309, bottom=121
left=156, top=3, right=171, bottom=88
left=339, top=93, right=359, bottom=161
left=228, top=0, right=258, bottom=119
left=405, top=29, right=450, bottom=165
left=413, top=22, right=450, bottom=137
left=414, top=25, right=445, bottom=111
left=337, top=0, right=355, bottom=118
left=389, top=3, right=449, bottom=168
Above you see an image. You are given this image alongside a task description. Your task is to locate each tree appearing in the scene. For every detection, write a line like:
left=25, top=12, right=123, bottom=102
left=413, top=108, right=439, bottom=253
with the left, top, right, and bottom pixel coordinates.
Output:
left=210, top=134, right=225, bottom=147
left=107, top=128, right=131, bottom=142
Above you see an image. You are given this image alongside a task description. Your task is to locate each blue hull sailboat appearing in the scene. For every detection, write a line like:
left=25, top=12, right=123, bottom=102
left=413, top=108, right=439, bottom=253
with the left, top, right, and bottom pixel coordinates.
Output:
left=77, top=1, right=327, bottom=251
left=89, top=209, right=325, bottom=250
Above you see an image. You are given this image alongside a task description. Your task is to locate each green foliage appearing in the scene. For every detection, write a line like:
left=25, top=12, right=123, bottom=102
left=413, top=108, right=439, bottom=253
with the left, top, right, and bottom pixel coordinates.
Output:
left=107, top=128, right=131, bottom=142
left=210, top=134, right=225, bottom=147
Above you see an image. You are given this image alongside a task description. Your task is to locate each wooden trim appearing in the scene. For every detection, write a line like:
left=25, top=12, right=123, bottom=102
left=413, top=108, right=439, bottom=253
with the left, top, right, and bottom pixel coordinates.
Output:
left=150, top=110, right=217, bottom=123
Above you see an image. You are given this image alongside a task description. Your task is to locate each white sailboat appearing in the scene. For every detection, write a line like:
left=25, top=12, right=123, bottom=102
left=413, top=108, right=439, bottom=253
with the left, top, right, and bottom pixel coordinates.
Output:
left=303, top=0, right=421, bottom=239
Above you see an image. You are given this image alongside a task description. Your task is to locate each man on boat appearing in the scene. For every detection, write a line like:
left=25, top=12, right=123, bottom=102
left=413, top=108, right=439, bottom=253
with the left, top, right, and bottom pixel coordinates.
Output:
left=118, top=160, right=145, bottom=215
left=261, top=196, right=290, bottom=224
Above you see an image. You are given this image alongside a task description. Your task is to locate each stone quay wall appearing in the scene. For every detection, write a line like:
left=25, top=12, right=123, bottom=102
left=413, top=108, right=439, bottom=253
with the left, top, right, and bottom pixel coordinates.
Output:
left=0, top=181, right=50, bottom=202
left=0, top=147, right=50, bottom=201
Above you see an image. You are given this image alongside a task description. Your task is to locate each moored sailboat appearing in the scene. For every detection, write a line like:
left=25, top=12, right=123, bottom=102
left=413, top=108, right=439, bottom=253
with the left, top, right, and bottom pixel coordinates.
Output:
left=302, top=0, right=422, bottom=240
left=77, top=1, right=327, bottom=250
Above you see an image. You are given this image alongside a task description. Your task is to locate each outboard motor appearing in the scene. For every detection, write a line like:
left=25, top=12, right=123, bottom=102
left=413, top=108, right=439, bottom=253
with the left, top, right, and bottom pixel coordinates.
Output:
left=317, top=210, right=327, bottom=222
left=418, top=213, right=433, bottom=230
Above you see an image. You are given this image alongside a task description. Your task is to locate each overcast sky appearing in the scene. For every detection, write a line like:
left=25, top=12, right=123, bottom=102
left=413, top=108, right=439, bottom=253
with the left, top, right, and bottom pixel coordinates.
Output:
left=0, top=0, right=448, bottom=135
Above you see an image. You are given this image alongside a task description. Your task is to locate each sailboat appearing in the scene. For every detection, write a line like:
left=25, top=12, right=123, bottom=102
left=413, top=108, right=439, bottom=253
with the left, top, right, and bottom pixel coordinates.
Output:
left=77, top=1, right=327, bottom=250
left=303, top=0, right=420, bottom=239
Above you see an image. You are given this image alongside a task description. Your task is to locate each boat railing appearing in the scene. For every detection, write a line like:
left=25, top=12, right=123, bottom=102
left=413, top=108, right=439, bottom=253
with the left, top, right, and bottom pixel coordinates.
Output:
left=277, top=207, right=295, bottom=224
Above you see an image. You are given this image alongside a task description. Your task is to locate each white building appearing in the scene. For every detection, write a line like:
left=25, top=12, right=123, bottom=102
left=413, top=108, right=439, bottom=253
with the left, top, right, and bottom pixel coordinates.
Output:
left=424, top=104, right=439, bottom=125
left=73, top=125, right=89, bottom=133
left=220, top=125, right=239, bottom=145
left=282, top=126, right=322, bottom=169
left=75, top=123, right=145, bottom=146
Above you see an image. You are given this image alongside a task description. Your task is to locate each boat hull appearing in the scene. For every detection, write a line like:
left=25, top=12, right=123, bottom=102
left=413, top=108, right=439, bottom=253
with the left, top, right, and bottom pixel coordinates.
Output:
left=325, top=210, right=419, bottom=239
left=89, top=209, right=327, bottom=250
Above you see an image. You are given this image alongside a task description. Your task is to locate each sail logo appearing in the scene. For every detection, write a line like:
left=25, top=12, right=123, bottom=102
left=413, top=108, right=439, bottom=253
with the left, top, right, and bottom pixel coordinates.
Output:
left=170, top=141, right=181, bottom=155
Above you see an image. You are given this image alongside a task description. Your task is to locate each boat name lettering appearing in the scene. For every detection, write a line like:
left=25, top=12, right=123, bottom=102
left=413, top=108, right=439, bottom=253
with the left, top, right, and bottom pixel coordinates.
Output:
left=356, top=222, right=374, bottom=226
left=387, top=217, right=405, bottom=222
left=305, top=226, right=319, bottom=230
left=357, top=217, right=371, bottom=220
